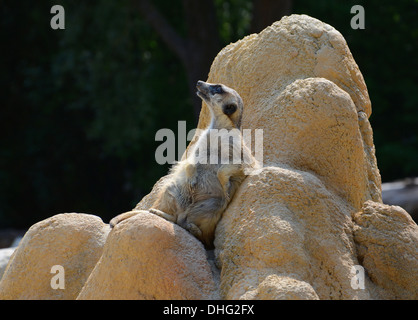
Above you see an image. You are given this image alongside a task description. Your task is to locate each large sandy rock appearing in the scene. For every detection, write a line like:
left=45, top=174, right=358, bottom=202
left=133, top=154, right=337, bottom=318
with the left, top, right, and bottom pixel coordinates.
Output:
left=77, top=211, right=218, bottom=299
left=216, top=168, right=418, bottom=300
left=202, top=14, right=381, bottom=210
left=353, top=201, right=418, bottom=299
left=0, top=213, right=109, bottom=299
left=207, top=15, right=416, bottom=299
left=215, top=166, right=372, bottom=299
left=133, top=14, right=416, bottom=299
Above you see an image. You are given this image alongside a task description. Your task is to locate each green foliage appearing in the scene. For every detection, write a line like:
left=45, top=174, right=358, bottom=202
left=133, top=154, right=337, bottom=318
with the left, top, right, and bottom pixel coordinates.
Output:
left=0, top=0, right=192, bottom=227
left=1, top=0, right=417, bottom=228
left=214, top=0, right=253, bottom=43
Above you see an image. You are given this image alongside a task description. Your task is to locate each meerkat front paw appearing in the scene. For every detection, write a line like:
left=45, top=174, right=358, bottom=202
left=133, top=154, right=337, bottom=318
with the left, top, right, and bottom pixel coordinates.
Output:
left=185, top=222, right=203, bottom=238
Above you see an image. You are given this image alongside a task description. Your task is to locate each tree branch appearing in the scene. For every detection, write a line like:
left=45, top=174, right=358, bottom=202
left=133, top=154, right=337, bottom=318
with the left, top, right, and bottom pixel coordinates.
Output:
left=133, top=0, right=189, bottom=65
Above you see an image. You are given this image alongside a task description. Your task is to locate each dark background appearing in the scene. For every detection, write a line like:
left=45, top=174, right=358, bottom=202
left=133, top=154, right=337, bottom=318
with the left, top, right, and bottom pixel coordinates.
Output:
left=1, top=0, right=417, bottom=230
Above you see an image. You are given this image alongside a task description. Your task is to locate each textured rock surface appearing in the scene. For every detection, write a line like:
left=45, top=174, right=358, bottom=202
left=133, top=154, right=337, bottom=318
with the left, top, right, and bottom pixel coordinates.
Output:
left=195, top=14, right=414, bottom=299
left=353, top=201, right=418, bottom=299
left=215, top=166, right=373, bottom=299
left=0, top=214, right=109, bottom=299
left=255, top=77, right=369, bottom=209
left=77, top=211, right=218, bottom=299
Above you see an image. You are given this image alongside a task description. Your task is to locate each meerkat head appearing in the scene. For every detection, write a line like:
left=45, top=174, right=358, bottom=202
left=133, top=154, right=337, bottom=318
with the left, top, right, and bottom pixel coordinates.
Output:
left=196, top=80, right=243, bottom=129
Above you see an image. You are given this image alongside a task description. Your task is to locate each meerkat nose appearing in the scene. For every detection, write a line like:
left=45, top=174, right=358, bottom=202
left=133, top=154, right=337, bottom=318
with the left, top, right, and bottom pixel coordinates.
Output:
left=197, top=80, right=205, bottom=88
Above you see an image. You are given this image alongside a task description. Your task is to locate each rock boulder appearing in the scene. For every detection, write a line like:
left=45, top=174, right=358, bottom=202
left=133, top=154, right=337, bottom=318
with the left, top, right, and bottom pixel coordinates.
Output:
left=0, top=213, right=109, bottom=299
left=77, top=211, right=218, bottom=299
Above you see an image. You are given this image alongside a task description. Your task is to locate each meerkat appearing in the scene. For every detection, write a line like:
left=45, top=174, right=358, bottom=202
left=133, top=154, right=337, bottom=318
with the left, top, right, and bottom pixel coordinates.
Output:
left=110, top=81, right=257, bottom=248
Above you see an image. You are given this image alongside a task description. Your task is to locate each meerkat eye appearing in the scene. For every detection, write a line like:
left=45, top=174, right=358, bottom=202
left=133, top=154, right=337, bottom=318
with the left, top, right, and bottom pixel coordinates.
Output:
left=223, top=104, right=237, bottom=115
left=210, top=85, right=224, bottom=95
